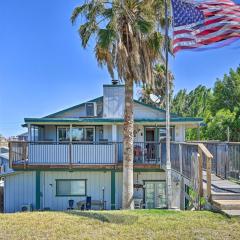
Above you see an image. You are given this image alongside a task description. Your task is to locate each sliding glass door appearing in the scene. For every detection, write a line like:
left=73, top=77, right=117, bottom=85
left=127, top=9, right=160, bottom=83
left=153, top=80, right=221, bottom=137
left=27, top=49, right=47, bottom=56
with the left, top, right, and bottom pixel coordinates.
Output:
left=145, top=181, right=167, bottom=209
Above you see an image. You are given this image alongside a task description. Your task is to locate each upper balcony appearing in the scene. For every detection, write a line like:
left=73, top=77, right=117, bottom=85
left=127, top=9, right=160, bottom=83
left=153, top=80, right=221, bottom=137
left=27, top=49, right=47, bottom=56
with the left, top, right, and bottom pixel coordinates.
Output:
left=9, top=141, right=167, bottom=170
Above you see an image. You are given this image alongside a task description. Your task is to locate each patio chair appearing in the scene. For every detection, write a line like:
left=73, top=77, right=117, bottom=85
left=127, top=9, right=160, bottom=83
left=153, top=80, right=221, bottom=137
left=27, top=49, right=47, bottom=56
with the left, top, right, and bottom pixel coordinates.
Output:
left=134, top=198, right=143, bottom=209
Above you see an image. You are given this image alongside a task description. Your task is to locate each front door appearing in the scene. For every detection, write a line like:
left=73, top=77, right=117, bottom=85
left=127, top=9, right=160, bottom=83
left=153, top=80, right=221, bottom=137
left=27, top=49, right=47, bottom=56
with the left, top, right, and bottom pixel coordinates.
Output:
left=145, top=128, right=156, bottom=161
left=144, top=181, right=166, bottom=209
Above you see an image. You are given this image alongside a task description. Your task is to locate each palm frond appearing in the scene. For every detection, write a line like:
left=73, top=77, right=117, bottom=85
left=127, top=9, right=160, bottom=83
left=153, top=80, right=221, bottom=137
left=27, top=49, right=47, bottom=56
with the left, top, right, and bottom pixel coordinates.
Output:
left=98, top=28, right=116, bottom=49
left=71, top=3, right=91, bottom=24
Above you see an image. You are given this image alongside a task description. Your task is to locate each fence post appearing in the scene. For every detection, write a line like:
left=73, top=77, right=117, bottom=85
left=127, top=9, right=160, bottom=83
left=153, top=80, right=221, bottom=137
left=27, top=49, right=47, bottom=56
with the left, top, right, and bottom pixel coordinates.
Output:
left=8, top=142, right=13, bottom=168
left=23, top=142, right=27, bottom=169
left=198, top=147, right=203, bottom=198
left=179, top=144, right=182, bottom=174
left=207, top=156, right=212, bottom=202
left=225, top=143, right=229, bottom=179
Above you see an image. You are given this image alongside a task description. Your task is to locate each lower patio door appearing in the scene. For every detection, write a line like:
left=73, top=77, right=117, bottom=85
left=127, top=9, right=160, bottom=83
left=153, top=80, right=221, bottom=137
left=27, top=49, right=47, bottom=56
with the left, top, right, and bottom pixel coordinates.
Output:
left=144, top=181, right=167, bottom=209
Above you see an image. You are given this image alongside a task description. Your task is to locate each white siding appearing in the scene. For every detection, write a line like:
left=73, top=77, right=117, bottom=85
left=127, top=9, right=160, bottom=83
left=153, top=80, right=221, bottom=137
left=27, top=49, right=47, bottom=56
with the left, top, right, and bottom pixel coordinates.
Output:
left=175, top=125, right=185, bottom=142
left=53, top=105, right=86, bottom=118
left=4, top=172, right=36, bottom=213
left=134, top=125, right=144, bottom=142
left=103, top=85, right=125, bottom=118
left=115, top=171, right=166, bottom=209
left=103, top=125, right=112, bottom=141
left=41, top=171, right=111, bottom=210
left=117, top=126, right=123, bottom=141
left=134, top=102, right=165, bottom=119
left=4, top=170, right=168, bottom=212
left=44, top=125, right=56, bottom=141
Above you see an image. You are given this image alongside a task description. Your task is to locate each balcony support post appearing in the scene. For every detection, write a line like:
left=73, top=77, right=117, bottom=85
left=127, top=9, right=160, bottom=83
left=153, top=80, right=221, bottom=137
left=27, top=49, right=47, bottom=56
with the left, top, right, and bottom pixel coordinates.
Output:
left=69, top=124, right=72, bottom=169
left=112, top=125, right=117, bottom=142
left=27, top=124, right=31, bottom=142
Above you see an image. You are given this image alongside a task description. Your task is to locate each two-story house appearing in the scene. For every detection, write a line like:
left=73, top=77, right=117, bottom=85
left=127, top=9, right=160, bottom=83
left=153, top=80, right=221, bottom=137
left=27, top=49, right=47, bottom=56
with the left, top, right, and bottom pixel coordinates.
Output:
left=2, top=82, right=202, bottom=212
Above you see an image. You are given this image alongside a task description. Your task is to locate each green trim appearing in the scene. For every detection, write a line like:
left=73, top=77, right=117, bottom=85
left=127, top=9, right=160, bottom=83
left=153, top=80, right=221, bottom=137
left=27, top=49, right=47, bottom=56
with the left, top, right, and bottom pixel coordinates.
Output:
left=24, top=117, right=203, bottom=125
left=111, top=170, right=116, bottom=210
left=44, top=96, right=103, bottom=118
left=55, top=179, right=87, bottom=197
left=35, top=170, right=41, bottom=210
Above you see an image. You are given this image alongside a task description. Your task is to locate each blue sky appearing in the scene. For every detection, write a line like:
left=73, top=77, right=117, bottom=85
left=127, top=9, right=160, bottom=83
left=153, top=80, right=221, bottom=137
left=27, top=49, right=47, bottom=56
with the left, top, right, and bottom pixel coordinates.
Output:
left=0, top=0, right=240, bottom=137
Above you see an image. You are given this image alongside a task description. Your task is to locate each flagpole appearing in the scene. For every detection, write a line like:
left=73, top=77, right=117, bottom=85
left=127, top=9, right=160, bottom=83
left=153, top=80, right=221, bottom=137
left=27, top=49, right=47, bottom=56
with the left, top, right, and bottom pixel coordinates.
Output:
left=164, top=0, right=172, bottom=209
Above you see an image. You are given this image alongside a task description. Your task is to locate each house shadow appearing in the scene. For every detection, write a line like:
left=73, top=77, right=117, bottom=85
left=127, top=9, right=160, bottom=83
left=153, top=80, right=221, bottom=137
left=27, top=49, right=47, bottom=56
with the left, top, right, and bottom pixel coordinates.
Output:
left=65, top=210, right=138, bottom=225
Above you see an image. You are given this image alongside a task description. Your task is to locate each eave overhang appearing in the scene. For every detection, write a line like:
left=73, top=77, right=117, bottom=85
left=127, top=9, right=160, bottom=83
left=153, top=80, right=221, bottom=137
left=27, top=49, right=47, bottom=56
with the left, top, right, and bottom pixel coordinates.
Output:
left=23, top=117, right=203, bottom=127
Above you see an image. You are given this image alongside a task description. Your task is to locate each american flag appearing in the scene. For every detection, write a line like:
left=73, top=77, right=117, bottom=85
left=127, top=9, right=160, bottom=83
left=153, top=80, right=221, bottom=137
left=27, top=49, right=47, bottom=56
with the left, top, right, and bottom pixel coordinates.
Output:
left=172, top=0, right=240, bottom=53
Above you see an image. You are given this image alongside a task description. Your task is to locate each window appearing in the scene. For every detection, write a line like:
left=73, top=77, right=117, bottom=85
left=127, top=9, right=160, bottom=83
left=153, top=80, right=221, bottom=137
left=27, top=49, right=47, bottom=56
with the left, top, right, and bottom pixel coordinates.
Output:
left=85, top=103, right=95, bottom=116
left=57, top=127, right=94, bottom=142
left=159, top=127, right=175, bottom=141
left=58, top=127, right=70, bottom=141
left=56, top=179, right=86, bottom=196
left=85, top=128, right=94, bottom=141
left=72, top=128, right=84, bottom=141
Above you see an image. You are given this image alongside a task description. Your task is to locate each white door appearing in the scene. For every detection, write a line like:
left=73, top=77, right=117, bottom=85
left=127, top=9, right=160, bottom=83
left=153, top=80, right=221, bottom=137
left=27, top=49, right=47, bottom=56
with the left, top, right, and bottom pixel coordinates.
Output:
left=145, top=181, right=166, bottom=209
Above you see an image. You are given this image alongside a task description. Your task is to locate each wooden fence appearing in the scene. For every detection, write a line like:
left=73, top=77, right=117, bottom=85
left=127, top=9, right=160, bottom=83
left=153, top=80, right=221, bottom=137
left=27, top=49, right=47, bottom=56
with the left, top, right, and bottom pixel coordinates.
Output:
left=191, top=141, right=240, bottom=181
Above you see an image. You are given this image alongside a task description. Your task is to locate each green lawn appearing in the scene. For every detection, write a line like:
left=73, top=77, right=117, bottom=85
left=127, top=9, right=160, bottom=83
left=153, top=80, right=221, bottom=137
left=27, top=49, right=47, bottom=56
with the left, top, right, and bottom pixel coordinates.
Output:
left=0, top=210, right=240, bottom=240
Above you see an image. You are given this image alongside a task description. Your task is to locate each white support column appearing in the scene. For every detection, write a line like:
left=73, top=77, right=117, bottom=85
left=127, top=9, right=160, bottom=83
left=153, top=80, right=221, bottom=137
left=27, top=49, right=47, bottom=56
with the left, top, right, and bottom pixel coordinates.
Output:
left=70, top=124, right=72, bottom=142
left=28, top=124, right=31, bottom=142
left=112, top=125, right=117, bottom=142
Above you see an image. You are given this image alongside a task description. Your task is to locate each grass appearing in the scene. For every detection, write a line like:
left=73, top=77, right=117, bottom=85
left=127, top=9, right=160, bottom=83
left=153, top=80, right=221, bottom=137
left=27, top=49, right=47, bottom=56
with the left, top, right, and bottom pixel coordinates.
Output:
left=0, top=210, right=240, bottom=240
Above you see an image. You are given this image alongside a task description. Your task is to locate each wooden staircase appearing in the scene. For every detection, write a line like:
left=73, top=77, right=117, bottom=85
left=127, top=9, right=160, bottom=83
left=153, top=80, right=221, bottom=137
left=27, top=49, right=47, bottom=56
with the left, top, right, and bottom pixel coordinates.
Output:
left=203, top=172, right=240, bottom=216
left=212, top=199, right=240, bottom=216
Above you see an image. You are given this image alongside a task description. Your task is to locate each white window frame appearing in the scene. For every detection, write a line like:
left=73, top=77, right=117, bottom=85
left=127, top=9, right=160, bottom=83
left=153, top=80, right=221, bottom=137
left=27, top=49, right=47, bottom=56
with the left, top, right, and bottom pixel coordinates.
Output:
left=56, top=179, right=87, bottom=196
left=57, top=126, right=95, bottom=142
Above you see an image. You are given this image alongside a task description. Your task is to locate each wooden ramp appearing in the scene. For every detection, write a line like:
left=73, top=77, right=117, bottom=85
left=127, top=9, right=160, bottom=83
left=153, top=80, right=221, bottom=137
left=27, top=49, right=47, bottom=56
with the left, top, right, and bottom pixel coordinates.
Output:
left=203, top=171, right=240, bottom=216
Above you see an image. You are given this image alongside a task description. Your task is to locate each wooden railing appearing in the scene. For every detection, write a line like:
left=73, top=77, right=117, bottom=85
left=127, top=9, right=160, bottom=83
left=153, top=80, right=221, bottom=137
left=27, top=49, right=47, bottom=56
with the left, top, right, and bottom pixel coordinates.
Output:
left=9, top=141, right=162, bottom=167
left=190, top=141, right=240, bottom=181
left=170, top=142, right=213, bottom=202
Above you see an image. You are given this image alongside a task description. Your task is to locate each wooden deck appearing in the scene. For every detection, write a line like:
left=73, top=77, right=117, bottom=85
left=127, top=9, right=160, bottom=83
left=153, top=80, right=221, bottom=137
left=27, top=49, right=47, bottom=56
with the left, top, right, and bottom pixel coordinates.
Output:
left=12, top=162, right=163, bottom=171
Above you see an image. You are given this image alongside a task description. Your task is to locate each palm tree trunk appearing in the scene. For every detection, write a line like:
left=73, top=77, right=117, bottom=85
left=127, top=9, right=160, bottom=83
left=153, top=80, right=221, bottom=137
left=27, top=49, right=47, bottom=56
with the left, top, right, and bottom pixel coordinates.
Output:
left=122, top=77, right=134, bottom=210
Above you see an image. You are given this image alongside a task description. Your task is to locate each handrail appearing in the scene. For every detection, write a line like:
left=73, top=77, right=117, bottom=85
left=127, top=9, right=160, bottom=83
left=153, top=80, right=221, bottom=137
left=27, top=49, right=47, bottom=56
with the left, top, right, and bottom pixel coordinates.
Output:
left=197, top=143, right=213, bottom=202
left=198, top=143, right=213, bottom=159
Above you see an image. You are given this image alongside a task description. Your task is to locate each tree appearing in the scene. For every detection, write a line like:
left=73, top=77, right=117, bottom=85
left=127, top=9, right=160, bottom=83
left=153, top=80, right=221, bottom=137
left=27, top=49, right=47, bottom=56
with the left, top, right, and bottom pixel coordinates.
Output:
left=172, top=85, right=212, bottom=118
left=138, top=64, right=174, bottom=108
left=206, top=109, right=236, bottom=141
left=71, top=0, right=167, bottom=209
left=212, top=67, right=240, bottom=114
left=171, top=66, right=240, bottom=142
left=171, top=89, right=188, bottom=116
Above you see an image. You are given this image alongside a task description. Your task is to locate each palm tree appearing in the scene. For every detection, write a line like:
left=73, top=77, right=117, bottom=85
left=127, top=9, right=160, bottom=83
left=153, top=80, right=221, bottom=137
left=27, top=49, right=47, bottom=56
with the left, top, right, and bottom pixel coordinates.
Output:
left=71, top=0, right=166, bottom=209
